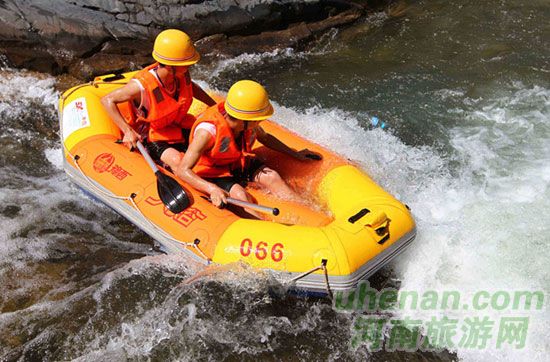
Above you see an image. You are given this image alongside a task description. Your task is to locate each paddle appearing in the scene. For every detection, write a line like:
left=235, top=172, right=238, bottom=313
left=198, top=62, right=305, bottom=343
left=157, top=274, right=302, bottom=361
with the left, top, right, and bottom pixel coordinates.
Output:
left=201, top=196, right=280, bottom=216
left=135, top=141, right=190, bottom=214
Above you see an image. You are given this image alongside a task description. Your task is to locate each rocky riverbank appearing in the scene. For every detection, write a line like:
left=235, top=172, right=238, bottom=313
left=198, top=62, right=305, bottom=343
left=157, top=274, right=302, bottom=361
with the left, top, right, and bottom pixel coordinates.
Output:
left=0, top=0, right=395, bottom=80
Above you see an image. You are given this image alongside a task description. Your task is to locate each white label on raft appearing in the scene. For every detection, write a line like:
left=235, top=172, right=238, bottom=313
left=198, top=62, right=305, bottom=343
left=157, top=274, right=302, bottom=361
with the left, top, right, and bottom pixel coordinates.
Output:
left=62, top=97, right=90, bottom=140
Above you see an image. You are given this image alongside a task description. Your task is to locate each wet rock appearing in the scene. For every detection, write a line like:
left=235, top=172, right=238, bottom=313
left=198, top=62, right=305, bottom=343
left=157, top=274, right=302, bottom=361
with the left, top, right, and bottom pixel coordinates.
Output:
left=222, top=23, right=314, bottom=56
left=1, top=204, right=21, bottom=218
left=0, top=42, right=62, bottom=74
left=0, top=0, right=389, bottom=79
left=68, top=52, right=150, bottom=81
left=209, top=8, right=363, bottom=57
left=0, top=0, right=151, bottom=70
left=54, top=73, right=84, bottom=93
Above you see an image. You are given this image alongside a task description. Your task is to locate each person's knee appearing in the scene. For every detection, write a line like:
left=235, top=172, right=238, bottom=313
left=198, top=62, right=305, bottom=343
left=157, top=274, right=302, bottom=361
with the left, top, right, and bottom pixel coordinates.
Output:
left=257, top=167, right=283, bottom=186
left=161, top=148, right=184, bottom=169
left=229, top=184, right=249, bottom=201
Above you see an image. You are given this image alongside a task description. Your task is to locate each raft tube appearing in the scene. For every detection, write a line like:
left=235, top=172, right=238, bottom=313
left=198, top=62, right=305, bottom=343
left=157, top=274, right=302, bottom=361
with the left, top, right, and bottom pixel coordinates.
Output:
left=58, top=71, right=416, bottom=296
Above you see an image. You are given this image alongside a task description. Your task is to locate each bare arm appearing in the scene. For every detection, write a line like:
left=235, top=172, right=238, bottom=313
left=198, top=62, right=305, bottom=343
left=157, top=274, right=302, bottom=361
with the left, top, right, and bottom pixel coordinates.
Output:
left=255, top=126, right=322, bottom=161
left=175, top=129, right=228, bottom=207
left=100, top=81, right=142, bottom=148
left=192, top=82, right=216, bottom=107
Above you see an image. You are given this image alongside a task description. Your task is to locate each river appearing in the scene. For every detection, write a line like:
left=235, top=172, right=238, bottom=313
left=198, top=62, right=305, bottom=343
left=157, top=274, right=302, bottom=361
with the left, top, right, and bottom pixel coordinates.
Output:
left=0, top=0, right=548, bottom=360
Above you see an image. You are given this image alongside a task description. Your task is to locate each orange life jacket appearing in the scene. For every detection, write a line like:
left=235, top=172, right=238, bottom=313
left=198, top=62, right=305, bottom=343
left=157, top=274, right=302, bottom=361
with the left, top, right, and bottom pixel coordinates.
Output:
left=190, top=102, right=256, bottom=178
left=122, top=63, right=195, bottom=143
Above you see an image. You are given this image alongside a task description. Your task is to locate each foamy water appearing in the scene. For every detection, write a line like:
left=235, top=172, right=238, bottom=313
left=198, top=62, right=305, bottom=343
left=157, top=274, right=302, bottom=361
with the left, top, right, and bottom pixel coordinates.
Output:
left=394, top=83, right=549, bottom=361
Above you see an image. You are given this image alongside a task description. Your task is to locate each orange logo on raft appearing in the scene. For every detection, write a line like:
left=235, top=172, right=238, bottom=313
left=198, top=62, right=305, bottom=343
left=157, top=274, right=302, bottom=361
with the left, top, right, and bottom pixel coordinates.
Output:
left=145, top=197, right=207, bottom=227
left=93, top=153, right=115, bottom=173
left=92, top=153, right=132, bottom=181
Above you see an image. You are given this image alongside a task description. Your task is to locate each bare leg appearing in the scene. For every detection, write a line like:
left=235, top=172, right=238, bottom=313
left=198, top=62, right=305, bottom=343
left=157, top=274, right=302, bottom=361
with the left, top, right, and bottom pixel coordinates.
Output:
left=253, top=166, right=300, bottom=201
left=228, top=183, right=261, bottom=218
left=160, top=147, right=184, bottom=171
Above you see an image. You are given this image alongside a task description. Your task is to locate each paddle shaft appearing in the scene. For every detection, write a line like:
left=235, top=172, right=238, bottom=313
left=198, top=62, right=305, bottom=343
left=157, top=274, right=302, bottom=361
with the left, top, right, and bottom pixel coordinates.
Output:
left=135, top=142, right=278, bottom=216
left=226, top=197, right=280, bottom=216
left=136, top=141, right=160, bottom=174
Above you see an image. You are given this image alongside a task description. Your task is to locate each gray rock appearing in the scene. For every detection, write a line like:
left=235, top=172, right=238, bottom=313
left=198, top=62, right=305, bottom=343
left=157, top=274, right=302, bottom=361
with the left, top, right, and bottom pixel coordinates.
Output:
left=0, top=0, right=380, bottom=79
left=135, top=10, right=153, bottom=26
left=115, top=13, right=130, bottom=22
left=68, top=52, right=149, bottom=79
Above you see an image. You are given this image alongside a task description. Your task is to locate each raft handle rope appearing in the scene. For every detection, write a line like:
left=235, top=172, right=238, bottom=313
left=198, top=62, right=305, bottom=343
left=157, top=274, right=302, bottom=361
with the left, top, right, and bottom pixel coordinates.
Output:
left=68, top=151, right=209, bottom=261
left=102, top=73, right=126, bottom=82
left=60, top=79, right=130, bottom=102
left=128, top=193, right=210, bottom=261
left=289, top=259, right=333, bottom=299
left=60, top=80, right=211, bottom=262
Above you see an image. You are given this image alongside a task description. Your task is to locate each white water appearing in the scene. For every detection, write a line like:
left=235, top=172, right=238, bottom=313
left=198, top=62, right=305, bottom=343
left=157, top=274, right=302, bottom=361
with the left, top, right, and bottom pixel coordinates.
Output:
left=202, top=45, right=550, bottom=360
left=392, top=83, right=550, bottom=361
left=280, top=85, right=549, bottom=361
left=0, top=70, right=58, bottom=116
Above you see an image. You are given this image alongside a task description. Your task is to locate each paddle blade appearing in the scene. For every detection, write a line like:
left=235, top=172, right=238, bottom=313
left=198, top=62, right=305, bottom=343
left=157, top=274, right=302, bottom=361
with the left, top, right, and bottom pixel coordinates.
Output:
left=156, top=172, right=190, bottom=214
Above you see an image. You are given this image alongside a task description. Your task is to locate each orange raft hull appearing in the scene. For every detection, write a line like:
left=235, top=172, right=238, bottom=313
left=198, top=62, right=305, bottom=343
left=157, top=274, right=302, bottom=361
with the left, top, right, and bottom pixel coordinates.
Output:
left=59, top=71, right=416, bottom=295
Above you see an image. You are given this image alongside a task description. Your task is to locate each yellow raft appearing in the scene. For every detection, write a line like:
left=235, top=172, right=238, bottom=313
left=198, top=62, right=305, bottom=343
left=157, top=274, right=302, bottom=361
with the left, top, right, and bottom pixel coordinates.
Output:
left=59, top=71, right=416, bottom=295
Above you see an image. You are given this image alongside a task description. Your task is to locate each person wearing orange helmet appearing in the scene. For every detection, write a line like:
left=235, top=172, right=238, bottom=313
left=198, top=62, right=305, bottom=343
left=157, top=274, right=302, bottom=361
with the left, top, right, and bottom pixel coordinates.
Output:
left=176, top=80, right=321, bottom=214
left=101, top=29, right=216, bottom=170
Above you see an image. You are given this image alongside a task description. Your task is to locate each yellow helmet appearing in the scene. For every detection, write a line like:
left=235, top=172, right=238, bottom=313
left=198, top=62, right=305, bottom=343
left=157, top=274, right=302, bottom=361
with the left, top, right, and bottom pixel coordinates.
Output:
left=152, top=29, right=200, bottom=66
left=224, top=80, right=274, bottom=121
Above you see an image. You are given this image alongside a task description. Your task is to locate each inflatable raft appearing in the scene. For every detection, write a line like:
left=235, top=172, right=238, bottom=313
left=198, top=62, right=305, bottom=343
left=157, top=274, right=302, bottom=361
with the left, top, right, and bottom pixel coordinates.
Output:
left=59, top=71, right=416, bottom=296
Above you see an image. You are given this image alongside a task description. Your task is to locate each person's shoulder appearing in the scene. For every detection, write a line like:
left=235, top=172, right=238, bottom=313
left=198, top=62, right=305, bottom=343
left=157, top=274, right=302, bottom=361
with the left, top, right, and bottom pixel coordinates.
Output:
left=195, top=122, right=216, bottom=136
left=113, top=79, right=141, bottom=98
left=193, top=123, right=216, bottom=146
left=129, top=78, right=143, bottom=89
left=192, top=127, right=216, bottom=150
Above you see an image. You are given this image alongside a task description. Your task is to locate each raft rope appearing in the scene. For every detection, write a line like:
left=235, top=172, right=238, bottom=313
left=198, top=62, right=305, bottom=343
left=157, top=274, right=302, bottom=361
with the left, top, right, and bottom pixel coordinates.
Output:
left=289, top=259, right=333, bottom=299
left=60, top=79, right=130, bottom=102
left=60, top=80, right=211, bottom=262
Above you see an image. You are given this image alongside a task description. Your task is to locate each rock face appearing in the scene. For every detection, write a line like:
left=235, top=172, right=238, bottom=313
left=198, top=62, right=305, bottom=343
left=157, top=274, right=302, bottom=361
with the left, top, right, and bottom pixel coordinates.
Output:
left=0, top=0, right=385, bottom=79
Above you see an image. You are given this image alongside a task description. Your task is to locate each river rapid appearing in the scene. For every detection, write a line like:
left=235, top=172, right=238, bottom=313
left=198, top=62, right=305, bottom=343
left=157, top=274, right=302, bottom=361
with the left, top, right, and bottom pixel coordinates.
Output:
left=0, top=0, right=548, bottom=361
